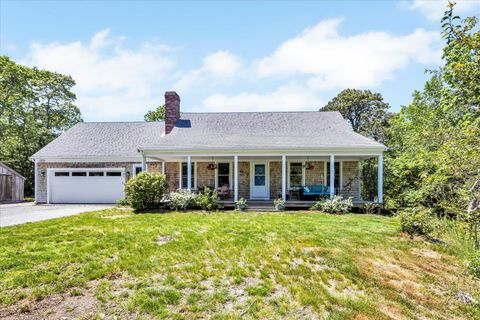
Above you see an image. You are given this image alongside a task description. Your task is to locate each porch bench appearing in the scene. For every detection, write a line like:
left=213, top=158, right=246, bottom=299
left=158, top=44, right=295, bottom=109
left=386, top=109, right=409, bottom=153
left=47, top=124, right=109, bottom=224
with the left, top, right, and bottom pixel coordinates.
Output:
left=300, top=185, right=330, bottom=200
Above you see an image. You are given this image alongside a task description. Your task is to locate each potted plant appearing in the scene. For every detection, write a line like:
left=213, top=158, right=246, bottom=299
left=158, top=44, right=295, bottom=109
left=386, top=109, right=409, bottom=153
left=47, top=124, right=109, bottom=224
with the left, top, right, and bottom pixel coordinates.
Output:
left=274, top=198, right=286, bottom=211
left=236, top=198, right=248, bottom=211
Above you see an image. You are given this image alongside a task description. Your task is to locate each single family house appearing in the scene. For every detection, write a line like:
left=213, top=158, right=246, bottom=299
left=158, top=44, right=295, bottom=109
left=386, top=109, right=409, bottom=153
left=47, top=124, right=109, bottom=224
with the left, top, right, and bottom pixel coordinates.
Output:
left=31, top=91, right=386, bottom=207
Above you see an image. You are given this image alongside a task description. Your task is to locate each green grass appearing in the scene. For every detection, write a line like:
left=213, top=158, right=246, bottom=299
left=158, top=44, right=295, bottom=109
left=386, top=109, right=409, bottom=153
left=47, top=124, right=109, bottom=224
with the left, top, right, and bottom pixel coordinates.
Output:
left=0, top=210, right=478, bottom=319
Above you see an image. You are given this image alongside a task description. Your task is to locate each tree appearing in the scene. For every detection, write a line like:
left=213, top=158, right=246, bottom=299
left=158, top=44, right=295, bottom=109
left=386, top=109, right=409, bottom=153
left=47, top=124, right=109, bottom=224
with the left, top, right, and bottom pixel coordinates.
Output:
left=386, top=3, right=480, bottom=247
left=320, top=89, right=391, bottom=200
left=0, top=56, right=82, bottom=196
left=144, top=105, right=165, bottom=122
left=320, top=89, right=391, bottom=142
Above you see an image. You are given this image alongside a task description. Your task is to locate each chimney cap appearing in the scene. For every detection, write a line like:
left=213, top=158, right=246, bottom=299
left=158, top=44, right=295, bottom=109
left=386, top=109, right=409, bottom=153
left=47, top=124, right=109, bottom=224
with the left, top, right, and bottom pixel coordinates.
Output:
left=165, top=91, right=180, bottom=99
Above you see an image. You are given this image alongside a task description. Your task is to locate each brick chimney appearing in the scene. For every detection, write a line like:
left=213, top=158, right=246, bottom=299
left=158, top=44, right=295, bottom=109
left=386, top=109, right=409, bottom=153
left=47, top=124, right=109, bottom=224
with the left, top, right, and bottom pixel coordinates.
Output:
left=164, top=91, right=180, bottom=135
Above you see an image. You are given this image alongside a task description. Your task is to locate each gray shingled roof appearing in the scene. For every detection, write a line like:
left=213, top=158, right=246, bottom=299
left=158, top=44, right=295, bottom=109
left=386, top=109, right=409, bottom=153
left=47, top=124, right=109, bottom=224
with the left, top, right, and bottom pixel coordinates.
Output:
left=32, top=111, right=384, bottom=159
left=32, top=122, right=165, bottom=159
left=143, top=111, right=385, bottom=150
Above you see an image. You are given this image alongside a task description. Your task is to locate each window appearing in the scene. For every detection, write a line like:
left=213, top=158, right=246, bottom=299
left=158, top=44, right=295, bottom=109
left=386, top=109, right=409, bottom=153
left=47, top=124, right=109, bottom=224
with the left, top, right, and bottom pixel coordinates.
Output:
left=72, top=172, right=87, bottom=176
left=89, top=172, right=104, bottom=177
left=327, top=162, right=340, bottom=188
left=254, top=164, right=266, bottom=186
left=133, top=164, right=142, bottom=176
left=54, top=172, right=69, bottom=177
left=181, top=163, right=195, bottom=189
left=289, top=163, right=303, bottom=187
left=217, top=163, right=230, bottom=187
left=106, top=172, right=121, bottom=176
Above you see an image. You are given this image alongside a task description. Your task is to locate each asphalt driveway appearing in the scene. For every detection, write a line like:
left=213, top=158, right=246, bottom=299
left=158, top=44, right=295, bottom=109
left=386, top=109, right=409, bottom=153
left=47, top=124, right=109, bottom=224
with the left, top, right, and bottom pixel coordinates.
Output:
left=0, top=202, right=114, bottom=227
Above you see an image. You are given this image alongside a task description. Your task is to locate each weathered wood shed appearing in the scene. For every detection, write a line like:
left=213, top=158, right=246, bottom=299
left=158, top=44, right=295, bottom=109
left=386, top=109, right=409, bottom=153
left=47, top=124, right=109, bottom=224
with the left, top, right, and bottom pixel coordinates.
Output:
left=0, top=161, right=25, bottom=202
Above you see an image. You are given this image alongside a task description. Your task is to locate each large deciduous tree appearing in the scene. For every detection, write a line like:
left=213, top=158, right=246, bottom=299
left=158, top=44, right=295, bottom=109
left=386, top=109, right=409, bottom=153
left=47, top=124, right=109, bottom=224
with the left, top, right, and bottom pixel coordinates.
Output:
left=320, top=89, right=391, bottom=200
left=320, top=89, right=391, bottom=143
left=144, top=105, right=165, bottom=122
left=0, top=56, right=82, bottom=196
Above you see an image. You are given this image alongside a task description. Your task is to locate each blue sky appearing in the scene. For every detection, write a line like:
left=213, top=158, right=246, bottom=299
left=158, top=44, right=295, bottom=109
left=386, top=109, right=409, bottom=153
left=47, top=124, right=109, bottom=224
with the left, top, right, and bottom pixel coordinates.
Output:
left=1, top=0, right=479, bottom=121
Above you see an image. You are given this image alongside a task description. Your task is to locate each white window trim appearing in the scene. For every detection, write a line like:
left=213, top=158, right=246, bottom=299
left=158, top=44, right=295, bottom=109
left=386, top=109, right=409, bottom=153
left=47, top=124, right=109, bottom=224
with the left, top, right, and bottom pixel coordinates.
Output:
left=132, top=163, right=143, bottom=176
left=179, top=162, right=197, bottom=190
left=287, top=161, right=305, bottom=189
left=214, top=161, right=232, bottom=190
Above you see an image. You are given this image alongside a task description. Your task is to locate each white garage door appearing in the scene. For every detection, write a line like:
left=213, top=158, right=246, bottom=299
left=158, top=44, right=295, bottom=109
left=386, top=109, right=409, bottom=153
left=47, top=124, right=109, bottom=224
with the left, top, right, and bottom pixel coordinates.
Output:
left=50, top=169, right=125, bottom=204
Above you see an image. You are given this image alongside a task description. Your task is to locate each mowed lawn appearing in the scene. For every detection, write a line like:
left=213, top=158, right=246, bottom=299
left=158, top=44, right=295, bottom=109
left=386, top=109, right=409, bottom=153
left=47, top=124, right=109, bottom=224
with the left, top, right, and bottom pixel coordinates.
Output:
left=0, top=210, right=478, bottom=319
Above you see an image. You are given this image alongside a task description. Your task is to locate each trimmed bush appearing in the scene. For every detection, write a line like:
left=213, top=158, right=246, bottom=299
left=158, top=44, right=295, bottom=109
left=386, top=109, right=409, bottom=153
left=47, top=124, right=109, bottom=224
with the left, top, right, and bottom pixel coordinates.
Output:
left=169, top=189, right=198, bottom=211
left=124, top=172, right=168, bottom=211
left=310, top=195, right=353, bottom=214
left=195, top=187, right=219, bottom=211
left=398, top=207, right=438, bottom=238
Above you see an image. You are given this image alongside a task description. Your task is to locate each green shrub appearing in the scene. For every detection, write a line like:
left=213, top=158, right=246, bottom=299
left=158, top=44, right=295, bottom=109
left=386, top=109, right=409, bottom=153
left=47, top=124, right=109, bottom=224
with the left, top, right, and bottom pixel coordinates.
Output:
left=310, top=195, right=353, bottom=214
left=116, top=198, right=130, bottom=206
left=398, top=207, right=438, bottom=238
left=124, top=172, right=168, bottom=211
left=466, top=250, right=480, bottom=279
left=169, top=189, right=198, bottom=211
left=195, top=187, right=219, bottom=211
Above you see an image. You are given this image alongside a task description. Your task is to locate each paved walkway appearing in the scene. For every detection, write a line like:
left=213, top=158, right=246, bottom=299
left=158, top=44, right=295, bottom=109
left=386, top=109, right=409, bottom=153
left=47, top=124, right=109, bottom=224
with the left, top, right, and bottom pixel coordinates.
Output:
left=0, top=202, right=114, bottom=227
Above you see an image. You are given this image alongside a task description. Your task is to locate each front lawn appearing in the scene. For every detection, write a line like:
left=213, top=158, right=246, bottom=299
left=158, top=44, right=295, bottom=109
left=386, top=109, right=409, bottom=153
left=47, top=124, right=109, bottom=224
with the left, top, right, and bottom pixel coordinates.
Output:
left=0, top=210, right=478, bottom=319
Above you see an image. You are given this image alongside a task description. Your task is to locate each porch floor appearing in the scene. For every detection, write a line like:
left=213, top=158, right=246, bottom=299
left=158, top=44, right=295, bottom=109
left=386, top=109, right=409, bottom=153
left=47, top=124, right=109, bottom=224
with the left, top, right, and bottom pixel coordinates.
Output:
left=220, top=200, right=377, bottom=211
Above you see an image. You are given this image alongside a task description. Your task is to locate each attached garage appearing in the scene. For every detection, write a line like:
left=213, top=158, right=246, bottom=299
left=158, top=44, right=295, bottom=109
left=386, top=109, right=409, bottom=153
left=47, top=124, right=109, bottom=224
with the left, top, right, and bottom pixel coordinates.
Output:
left=48, top=168, right=125, bottom=204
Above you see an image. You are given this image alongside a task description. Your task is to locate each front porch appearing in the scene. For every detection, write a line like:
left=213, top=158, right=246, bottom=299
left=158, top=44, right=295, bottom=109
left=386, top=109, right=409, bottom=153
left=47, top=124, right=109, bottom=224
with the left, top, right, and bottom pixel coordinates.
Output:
left=140, top=153, right=384, bottom=205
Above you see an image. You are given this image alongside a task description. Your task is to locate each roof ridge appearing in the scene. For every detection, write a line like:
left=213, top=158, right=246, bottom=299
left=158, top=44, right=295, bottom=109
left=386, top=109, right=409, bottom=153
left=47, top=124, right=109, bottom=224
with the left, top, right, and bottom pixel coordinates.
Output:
left=182, top=111, right=337, bottom=114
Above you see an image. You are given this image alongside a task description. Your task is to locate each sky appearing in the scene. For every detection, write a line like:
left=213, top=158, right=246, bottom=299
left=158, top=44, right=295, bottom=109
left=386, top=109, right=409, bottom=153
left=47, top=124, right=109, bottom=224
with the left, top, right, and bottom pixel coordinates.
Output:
left=1, top=0, right=479, bottom=122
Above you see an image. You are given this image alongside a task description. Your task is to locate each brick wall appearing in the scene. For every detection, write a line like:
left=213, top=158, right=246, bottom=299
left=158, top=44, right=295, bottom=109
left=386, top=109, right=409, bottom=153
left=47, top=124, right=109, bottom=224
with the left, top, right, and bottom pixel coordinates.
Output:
left=340, top=161, right=360, bottom=200
left=165, top=162, right=179, bottom=192
left=305, top=161, right=325, bottom=186
left=196, top=162, right=215, bottom=190
left=238, top=161, right=250, bottom=199
left=269, top=161, right=282, bottom=199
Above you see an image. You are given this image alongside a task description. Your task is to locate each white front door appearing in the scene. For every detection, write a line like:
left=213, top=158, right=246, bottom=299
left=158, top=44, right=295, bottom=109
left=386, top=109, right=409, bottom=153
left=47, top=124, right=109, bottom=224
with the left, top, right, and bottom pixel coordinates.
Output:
left=250, top=162, right=269, bottom=200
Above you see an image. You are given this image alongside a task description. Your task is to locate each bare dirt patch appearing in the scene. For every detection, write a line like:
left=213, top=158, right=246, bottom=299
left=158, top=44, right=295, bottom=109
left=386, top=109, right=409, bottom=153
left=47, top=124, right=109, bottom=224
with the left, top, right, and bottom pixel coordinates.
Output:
left=0, top=289, right=99, bottom=320
left=156, top=235, right=174, bottom=245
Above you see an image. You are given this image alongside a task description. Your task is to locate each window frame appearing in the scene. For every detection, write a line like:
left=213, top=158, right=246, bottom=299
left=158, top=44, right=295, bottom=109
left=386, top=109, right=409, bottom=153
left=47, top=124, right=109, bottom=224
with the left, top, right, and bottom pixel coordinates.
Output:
left=287, top=161, right=305, bottom=189
left=179, top=162, right=197, bottom=190
left=215, top=162, right=232, bottom=189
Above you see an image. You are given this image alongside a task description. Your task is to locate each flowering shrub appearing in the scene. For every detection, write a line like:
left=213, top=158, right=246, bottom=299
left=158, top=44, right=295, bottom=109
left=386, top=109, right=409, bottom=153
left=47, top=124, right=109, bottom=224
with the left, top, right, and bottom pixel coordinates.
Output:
left=310, top=195, right=353, bottom=214
left=169, top=189, right=198, bottom=211
left=236, top=198, right=247, bottom=211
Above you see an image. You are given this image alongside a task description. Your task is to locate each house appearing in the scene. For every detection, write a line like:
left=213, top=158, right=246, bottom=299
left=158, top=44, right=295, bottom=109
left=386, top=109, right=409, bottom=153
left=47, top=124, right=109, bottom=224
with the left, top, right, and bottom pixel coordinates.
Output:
left=31, top=91, right=386, bottom=206
left=0, top=161, right=25, bottom=203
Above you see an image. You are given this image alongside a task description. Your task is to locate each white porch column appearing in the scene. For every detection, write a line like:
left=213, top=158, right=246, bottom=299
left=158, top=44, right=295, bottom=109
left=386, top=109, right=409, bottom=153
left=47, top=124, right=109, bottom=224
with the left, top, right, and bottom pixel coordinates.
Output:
left=378, top=153, right=383, bottom=203
left=141, top=153, right=147, bottom=172
left=234, top=155, right=239, bottom=202
left=34, top=159, right=38, bottom=204
left=161, top=161, right=165, bottom=175
left=187, top=155, right=192, bottom=191
left=330, top=155, right=335, bottom=200
left=281, top=155, right=287, bottom=201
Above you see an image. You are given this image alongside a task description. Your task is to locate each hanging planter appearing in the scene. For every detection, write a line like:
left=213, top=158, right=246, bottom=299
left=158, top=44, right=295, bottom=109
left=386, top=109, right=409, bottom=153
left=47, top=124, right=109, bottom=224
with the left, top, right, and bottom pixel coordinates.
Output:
left=303, top=162, right=315, bottom=170
left=207, top=163, right=218, bottom=170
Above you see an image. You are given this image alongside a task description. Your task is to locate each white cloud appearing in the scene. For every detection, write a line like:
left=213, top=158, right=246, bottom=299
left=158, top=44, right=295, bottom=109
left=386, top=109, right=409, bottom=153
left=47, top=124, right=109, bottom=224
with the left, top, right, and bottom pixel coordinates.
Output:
left=197, top=83, right=322, bottom=112
left=257, top=18, right=442, bottom=91
left=174, top=51, right=243, bottom=90
left=22, top=29, right=175, bottom=120
left=404, top=0, right=480, bottom=21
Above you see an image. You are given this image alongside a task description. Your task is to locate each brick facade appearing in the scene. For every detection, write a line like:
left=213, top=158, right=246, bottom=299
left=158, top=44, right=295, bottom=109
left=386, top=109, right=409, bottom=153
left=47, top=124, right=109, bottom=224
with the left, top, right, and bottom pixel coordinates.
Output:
left=36, top=160, right=360, bottom=203
left=339, top=161, right=360, bottom=200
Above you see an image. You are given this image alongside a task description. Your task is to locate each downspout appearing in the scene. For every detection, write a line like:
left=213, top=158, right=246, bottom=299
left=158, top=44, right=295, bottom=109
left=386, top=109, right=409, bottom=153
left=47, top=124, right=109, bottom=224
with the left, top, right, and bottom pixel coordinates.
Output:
left=34, top=159, right=38, bottom=204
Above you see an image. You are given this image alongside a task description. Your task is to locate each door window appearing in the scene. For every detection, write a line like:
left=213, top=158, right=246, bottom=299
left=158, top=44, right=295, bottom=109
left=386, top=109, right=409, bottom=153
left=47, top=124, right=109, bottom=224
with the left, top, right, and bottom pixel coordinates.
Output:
left=254, top=164, right=266, bottom=186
